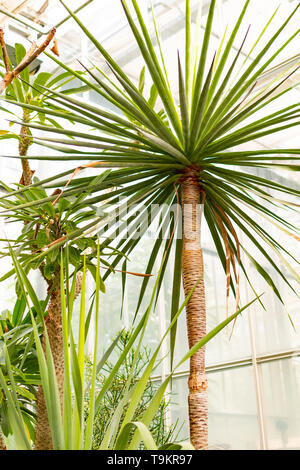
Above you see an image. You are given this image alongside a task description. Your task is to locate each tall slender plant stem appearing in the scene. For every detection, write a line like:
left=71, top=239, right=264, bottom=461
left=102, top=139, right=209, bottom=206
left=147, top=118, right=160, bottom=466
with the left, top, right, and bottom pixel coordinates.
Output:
left=18, top=111, right=69, bottom=449
left=180, top=168, right=208, bottom=450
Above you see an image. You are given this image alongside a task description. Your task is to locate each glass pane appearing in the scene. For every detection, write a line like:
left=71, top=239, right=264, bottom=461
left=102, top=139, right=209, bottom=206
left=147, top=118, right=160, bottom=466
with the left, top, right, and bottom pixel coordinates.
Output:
left=98, top=237, right=162, bottom=361
left=170, top=365, right=260, bottom=450
left=99, top=271, right=127, bottom=352
left=254, top=285, right=300, bottom=356
left=245, top=219, right=300, bottom=355
left=237, top=166, right=300, bottom=356
left=260, top=357, right=300, bottom=450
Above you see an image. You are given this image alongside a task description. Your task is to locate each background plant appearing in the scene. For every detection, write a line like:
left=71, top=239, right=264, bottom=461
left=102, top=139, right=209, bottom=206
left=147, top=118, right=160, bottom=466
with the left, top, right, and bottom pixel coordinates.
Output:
left=85, top=329, right=181, bottom=449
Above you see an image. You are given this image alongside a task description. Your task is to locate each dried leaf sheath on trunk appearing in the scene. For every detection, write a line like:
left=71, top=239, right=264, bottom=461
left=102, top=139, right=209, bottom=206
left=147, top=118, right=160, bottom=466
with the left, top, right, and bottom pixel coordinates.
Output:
left=180, top=169, right=208, bottom=450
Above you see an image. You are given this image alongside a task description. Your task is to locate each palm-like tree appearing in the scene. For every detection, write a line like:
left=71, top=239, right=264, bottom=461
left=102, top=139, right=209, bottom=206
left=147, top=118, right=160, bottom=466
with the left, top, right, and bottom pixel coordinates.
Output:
left=1, top=0, right=300, bottom=449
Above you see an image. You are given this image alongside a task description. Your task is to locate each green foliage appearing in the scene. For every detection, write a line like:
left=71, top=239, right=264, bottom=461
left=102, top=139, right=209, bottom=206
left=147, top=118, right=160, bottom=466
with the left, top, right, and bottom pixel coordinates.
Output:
left=0, top=0, right=299, bottom=449
left=0, top=173, right=113, bottom=291
left=84, top=330, right=181, bottom=449
left=0, top=40, right=89, bottom=140
left=0, top=301, right=39, bottom=442
left=0, top=244, right=256, bottom=449
left=0, top=0, right=297, bottom=349
left=1, top=2, right=298, bottom=315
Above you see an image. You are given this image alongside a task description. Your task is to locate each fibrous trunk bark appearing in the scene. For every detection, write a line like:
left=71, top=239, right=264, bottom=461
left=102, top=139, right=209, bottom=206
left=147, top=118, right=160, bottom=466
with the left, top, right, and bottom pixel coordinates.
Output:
left=34, top=271, right=83, bottom=449
left=34, top=273, right=64, bottom=450
left=0, top=430, right=6, bottom=450
left=180, top=173, right=208, bottom=450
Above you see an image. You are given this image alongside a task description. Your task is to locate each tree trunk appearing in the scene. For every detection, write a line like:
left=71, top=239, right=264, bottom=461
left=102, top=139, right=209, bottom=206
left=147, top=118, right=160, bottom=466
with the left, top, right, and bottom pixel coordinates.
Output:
left=180, top=171, right=208, bottom=450
left=34, top=271, right=83, bottom=449
left=0, top=430, right=6, bottom=450
left=34, top=273, right=64, bottom=450
left=19, top=109, right=34, bottom=187
left=16, top=107, right=61, bottom=450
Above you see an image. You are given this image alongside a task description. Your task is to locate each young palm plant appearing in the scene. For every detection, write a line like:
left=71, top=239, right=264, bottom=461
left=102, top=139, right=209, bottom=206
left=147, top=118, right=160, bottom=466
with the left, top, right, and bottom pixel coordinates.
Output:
left=1, top=0, right=300, bottom=449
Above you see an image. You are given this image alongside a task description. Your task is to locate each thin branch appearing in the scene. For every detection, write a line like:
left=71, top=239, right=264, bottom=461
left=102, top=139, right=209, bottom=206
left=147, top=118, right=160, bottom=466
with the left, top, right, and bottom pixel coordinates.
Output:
left=0, top=27, right=56, bottom=94
left=17, top=42, right=37, bottom=70
left=14, top=27, right=56, bottom=75
left=0, top=28, right=10, bottom=73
